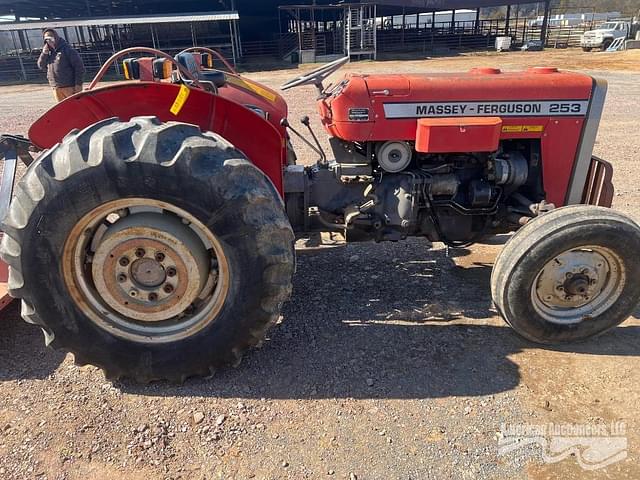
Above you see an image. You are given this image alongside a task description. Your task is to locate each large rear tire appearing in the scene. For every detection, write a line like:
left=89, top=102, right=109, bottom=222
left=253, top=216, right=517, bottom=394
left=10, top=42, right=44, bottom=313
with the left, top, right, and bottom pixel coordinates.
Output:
left=0, top=117, right=295, bottom=382
left=491, top=205, right=640, bottom=344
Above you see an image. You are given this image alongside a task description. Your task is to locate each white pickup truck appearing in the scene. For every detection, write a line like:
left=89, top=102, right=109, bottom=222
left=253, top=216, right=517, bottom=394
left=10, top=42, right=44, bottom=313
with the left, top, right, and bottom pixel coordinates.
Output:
left=580, top=21, right=632, bottom=51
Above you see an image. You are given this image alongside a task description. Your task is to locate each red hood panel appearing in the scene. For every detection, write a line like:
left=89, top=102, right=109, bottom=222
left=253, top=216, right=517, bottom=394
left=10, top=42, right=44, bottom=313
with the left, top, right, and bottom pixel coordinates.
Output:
left=322, top=69, right=594, bottom=142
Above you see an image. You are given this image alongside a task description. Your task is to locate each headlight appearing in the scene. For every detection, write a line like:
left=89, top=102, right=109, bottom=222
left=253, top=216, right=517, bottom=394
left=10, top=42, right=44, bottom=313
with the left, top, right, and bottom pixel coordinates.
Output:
left=245, top=105, right=269, bottom=120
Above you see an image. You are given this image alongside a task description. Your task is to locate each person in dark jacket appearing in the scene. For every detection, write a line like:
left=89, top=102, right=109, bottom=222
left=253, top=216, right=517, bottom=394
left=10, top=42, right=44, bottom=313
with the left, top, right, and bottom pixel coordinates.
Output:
left=37, top=28, right=85, bottom=102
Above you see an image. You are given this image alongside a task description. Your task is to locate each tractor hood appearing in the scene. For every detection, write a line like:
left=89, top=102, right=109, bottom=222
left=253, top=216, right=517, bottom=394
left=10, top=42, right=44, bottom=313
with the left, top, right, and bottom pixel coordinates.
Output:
left=319, top=68, right=594, bottom=142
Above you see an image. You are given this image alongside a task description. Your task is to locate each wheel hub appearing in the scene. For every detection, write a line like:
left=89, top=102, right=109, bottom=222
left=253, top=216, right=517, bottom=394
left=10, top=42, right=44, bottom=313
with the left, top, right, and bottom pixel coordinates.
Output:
left=563, top=273, right=590, bottom=297
left=531, top=247, right=625, bottom=325
left=91, top=212, right=211, bottom=323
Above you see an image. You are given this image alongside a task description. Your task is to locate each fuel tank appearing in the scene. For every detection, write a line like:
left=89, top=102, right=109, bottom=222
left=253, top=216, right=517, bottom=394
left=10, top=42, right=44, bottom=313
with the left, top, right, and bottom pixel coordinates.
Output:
left=219, top=73, right=289, bottom=136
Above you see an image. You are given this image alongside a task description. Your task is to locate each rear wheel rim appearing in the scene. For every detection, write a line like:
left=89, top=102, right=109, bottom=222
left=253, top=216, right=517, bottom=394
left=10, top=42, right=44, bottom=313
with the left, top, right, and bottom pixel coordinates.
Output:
left=62, top=198, right=230, bottom=344
left=530, top=246, right=625, bottom=325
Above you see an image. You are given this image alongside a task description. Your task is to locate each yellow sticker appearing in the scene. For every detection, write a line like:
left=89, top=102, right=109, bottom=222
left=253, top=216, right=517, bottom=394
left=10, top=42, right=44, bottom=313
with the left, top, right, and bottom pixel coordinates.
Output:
left=502, top=125, right=523, bottom=133
left=170, top=84, right=191, bottom=116
left=225, top=75, right=278, bottom=104
left=502, top=125, right=544, bottom=133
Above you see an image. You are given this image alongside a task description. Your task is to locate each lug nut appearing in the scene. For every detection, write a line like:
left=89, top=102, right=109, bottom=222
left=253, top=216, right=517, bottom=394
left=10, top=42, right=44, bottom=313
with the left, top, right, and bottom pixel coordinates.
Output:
left=135, top=248, right=146, bottom=258
left=566, top=272, right=573, bottom=279
left=119, top=257, right=130, bottom=267
left=148, top=292, right=158, bottom=302
left=163, top=284, right=174, bottom=294
left=155, top=252, right=166, bottom=262
left=117, top=274, right=127, bottom=283
left=166, top=267, right=177, bottom=277
left=129, top=289, right=138, bottom=298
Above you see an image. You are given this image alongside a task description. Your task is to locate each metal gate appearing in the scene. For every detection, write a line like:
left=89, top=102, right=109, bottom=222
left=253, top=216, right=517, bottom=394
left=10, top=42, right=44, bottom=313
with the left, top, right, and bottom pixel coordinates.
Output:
left=345, top=4, right=377, bottom=59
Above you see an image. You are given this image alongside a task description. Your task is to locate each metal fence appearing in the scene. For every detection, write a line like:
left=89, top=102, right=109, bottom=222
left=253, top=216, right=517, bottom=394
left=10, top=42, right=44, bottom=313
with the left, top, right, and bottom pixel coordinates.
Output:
left=375, top=19, right=596, bottom=54
left=0, top=44, right=236, bottom=84
left=236, top=21, right=597, bottom=59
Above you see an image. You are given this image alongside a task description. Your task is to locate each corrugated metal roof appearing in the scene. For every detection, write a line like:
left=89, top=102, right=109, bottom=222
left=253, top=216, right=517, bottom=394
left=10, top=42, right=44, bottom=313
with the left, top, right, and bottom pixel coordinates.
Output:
left=0, top=10, right=239, bottom=31
left=281, top=0, right=539, bottom=10
left=370, top=0, right=539, bottom=8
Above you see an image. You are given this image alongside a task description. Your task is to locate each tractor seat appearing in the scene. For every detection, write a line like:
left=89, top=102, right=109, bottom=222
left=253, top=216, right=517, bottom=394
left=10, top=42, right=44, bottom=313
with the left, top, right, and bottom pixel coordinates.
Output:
left=200, top=70, right=227, bottom=88
left=175, top=52, right=226, bottom=88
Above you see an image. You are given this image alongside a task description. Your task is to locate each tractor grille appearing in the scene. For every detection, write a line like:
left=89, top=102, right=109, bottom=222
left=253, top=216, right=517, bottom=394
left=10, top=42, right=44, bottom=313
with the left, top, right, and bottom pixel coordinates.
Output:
left=582, top=156, right=614, bottom=207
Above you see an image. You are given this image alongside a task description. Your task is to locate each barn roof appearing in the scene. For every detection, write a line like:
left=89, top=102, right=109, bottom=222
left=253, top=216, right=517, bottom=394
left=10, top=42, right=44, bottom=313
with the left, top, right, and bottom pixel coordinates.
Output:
left=1, top=0, right=543, bottom=19
left=0, top=11, right=239, bottom=31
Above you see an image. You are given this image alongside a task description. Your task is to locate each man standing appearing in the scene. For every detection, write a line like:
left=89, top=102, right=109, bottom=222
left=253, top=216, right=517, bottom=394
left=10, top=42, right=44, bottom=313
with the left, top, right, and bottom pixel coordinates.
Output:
left=37, top=28, right=85, bottom=102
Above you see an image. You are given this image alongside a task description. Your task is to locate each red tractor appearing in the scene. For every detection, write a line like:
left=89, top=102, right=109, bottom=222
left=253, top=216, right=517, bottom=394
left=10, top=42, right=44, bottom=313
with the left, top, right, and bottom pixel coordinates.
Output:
left=1, top=48, right=639, bottom=382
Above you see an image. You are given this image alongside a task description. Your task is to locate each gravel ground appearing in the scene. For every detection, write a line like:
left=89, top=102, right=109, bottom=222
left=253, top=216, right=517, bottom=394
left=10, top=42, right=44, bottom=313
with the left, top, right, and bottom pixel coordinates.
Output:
left=0, top=49, right=639, bottom=480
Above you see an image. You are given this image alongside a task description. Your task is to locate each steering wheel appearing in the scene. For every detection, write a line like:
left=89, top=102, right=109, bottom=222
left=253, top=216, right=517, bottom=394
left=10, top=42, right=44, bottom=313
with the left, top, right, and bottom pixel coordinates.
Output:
left=280, top=56, right=350, bottom=91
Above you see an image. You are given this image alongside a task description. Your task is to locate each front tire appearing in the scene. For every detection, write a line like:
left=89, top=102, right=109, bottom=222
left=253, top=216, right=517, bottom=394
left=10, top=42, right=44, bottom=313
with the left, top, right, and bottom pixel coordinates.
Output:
left=0, top=117, right=295, bottom=382
left=491, top=206, right=640, bottom=344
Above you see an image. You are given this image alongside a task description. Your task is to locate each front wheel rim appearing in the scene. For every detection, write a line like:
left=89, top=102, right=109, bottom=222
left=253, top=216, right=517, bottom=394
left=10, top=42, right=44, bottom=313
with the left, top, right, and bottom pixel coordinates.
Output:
left=62, top=198, right=230, bottom=344
left=531, top=246, right=625, bottom=325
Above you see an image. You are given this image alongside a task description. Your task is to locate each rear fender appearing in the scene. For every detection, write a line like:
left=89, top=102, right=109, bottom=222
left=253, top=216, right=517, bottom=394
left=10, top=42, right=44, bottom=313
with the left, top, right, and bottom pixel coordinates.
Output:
left=28, top=82, right=287, bottom=194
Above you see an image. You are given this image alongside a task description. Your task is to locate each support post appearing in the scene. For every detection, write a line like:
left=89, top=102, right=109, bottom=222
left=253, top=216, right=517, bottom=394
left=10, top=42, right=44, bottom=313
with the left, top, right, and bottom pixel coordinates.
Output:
left=475, top=8, right=480, bottom=33
left=505, top=5, right=511, bottom=35
left=191, top=22, right=197, bottom=47
left=296, top=8, right=303, bottom=53
left=229, top=20, right=238, bottom=66
left=16, top=30, right=28, bottom=51
left=10, top=31, right=27, bottom=82
left=235, top=19, right=242, bottom=57
left=540, top=0, right=551, bottom=44
left=109, top=26, right=121, bottom=75
left=373, top=4, right=377, bottom=60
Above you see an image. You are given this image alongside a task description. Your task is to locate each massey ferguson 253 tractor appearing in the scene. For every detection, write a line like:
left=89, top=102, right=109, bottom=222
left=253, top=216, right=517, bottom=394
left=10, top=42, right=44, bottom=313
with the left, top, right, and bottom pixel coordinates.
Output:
left=0, top=47, right=639, bottom=382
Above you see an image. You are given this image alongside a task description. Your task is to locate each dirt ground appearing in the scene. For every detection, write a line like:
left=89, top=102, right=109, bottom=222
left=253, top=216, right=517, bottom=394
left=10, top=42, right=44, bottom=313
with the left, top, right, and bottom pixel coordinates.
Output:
left=1, top=48, right=640, bottom=480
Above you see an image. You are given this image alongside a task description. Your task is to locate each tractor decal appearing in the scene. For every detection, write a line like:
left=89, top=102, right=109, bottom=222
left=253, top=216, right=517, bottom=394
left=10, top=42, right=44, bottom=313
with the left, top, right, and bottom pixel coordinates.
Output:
left=383, top=100, right=590, bottom=119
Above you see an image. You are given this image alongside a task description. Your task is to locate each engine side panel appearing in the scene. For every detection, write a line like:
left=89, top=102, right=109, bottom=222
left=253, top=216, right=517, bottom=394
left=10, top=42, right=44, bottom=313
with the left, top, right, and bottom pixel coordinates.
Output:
left=320, top=69, right=597, bottom=206
left=29, top=82, right=287, bottom=194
